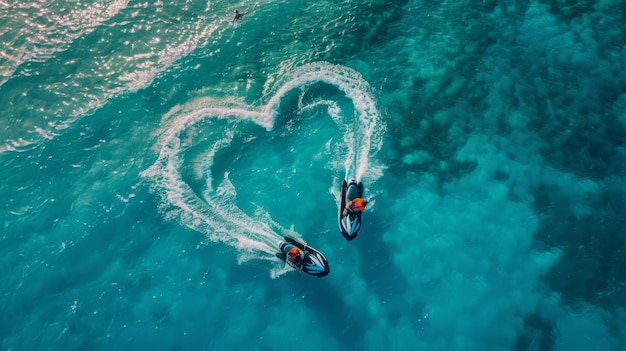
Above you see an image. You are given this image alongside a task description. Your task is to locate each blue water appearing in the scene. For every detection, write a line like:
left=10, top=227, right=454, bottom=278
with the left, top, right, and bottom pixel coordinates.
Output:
left=2, top=0, right=626, bottom=350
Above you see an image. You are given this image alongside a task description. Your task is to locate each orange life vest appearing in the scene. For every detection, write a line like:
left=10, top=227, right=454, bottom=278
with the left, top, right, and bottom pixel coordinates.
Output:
left=349, top=198, right=366, bottom=211
left=288, top=248, right=300, bottom=262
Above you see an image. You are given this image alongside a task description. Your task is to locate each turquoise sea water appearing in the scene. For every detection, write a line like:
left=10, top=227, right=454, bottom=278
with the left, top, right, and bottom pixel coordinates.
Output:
left=2, top=0, right=626, bottom=350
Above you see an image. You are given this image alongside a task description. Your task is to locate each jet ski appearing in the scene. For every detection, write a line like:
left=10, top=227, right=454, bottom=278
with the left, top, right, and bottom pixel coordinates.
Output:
left=338, top=178, right=364, bottom=241
left=276, top=236, right=330, bottom=278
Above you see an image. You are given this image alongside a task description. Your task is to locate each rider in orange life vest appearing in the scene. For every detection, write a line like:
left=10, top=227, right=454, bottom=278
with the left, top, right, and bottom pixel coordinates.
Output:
left=287, top=247, right=302, bottom=265
left=343, top=198, right=369, bottom=215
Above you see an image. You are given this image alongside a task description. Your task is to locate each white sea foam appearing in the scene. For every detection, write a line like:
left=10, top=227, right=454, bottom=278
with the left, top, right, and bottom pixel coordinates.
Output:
left=266, top=62, right=386, bottom=184
left=142, top=62, right=384, bottom=270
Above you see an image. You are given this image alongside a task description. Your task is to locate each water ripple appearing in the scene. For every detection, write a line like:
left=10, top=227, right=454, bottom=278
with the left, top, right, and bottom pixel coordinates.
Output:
left=0, top=0, right=224, bottom=154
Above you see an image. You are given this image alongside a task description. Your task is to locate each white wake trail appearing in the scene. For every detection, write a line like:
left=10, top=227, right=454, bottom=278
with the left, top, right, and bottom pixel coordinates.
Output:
left=142, top=62, right=384, bottom=269
left=267, top=62, right=385, bottom=183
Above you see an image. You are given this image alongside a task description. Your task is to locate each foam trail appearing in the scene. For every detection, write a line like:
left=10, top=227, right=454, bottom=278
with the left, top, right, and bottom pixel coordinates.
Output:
left=142, top=62, right=384, bottom=271
left=265, top=62, right=385, bottom=185
left=142, top=106, right=278, bottom=259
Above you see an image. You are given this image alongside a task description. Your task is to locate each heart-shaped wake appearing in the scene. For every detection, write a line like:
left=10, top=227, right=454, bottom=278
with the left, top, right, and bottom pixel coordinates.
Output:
left=142, top=62, right=384, bottom=276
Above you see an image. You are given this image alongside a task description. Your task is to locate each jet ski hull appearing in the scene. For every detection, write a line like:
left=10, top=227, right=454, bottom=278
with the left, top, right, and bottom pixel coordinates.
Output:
left=338, top=179, right=364, bottom=241
left=277, top=236, right=330, bottom=278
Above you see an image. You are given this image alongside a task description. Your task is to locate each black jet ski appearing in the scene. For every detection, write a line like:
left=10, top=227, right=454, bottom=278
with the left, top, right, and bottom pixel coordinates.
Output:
left=338, top=178, right=364, bottom=241
left=277, top=236, right=330, bottom=278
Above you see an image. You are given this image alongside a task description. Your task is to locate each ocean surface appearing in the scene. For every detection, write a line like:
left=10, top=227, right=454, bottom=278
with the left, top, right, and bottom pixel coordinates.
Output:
left=2, top=0, right=626, bottom=350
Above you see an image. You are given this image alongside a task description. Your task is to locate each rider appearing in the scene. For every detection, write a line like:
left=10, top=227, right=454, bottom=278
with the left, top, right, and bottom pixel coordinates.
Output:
left=233, top=10, right=248, bottom=20
left=343, top=198, right=368, bottom=215
left=287, top=247, right=302, bottom=265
